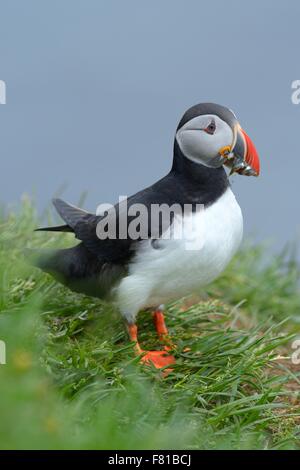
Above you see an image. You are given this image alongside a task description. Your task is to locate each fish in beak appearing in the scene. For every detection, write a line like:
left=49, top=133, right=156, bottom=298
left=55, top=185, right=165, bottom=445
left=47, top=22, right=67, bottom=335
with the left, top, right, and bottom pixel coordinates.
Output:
left=225, top=126, right=260, bottom=176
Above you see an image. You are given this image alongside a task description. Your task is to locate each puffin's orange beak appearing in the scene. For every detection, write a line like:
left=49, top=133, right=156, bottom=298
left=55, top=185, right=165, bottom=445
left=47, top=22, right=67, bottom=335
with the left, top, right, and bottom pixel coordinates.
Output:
left=227, top=126, right=260, bottom=176
left=240, top=128, right=260, bottom=176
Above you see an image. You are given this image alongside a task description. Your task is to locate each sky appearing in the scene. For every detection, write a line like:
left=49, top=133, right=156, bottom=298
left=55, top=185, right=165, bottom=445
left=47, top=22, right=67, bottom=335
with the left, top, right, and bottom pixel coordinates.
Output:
left=0, top=0, right=299, bottom=252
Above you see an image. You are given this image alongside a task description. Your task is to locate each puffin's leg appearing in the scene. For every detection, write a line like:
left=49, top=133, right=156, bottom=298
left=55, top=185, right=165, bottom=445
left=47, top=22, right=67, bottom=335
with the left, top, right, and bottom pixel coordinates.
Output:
left=127, top=323, right=143, bottom=355
left=126, top=321, right=175, bottom=369
left=152, top=307, right=174, bottom=351
left=152, top=307, right=169, bottom=340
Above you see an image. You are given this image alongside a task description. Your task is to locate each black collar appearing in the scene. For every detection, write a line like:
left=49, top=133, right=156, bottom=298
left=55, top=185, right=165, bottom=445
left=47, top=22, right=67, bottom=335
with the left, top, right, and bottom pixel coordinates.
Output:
left=169, top=139, right=230, bottom=207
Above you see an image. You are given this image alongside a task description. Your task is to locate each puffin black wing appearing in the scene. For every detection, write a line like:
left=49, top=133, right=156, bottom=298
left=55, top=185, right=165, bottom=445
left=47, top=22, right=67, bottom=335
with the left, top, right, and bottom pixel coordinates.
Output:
left=36, top=174, right=177, bottom=264
left=35, top=199, right=90, bottom=233
left=36, top=197, right=143, bottom=263
left=52, top=198, right=90, bottom=229
left=44, top=192, right=162, bottom=263
left=35, top=224, right=73, bottom=232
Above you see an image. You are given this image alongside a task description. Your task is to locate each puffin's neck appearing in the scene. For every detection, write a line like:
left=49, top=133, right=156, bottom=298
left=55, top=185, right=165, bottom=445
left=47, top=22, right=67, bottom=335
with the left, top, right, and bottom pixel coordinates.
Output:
left=170, top=139, right=230, bottom=205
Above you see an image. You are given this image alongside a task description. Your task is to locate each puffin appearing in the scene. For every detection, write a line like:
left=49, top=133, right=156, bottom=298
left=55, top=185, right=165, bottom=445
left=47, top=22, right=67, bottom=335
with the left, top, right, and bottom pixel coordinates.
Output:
left=35, top=103, right=260, bottom=369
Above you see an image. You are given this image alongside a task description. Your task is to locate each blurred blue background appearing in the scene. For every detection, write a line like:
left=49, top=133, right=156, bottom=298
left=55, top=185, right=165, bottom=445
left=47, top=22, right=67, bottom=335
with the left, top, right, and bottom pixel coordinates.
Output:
left=0, top=0, right=299, bottom=250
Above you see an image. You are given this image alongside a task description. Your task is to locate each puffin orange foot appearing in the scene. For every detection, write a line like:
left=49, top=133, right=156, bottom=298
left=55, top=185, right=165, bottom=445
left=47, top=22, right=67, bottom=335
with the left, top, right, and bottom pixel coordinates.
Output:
left=140, top=350, right=176, bottom=369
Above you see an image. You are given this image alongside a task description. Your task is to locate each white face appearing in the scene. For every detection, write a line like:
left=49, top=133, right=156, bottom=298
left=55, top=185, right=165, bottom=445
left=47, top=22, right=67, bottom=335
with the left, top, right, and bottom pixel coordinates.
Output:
left=176, top=114, right=234, bottom=168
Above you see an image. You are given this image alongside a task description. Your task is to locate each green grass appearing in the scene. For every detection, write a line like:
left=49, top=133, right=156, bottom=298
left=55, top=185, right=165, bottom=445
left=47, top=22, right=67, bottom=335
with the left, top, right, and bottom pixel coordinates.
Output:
left=0, top=197, right=300, bottom=449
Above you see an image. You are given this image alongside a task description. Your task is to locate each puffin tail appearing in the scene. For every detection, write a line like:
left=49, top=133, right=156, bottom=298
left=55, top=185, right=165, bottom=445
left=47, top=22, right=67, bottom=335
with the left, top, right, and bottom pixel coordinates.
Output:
left=29, top=245, right=118, bottom=298
left=29, top=245, right=93, bottom=288
left=28, top=248, right=71, bottom=281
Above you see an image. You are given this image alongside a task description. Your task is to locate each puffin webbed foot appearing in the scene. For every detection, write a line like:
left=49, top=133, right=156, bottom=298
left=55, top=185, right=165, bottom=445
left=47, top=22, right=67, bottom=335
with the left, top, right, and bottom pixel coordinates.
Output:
left=126, top=311, right=176, bottom=371
left=140, top=349, right=176, bottom=369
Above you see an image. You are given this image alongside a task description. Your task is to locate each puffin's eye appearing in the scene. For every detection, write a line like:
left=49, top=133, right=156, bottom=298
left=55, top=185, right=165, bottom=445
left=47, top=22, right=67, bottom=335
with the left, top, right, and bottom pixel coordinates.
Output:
left=204, top=119, right=216, bottom=135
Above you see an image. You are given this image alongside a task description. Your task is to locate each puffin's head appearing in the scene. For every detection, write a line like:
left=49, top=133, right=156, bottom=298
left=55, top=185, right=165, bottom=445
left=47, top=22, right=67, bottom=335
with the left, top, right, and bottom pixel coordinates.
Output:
left=176, top=103, right=260, bottom=176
